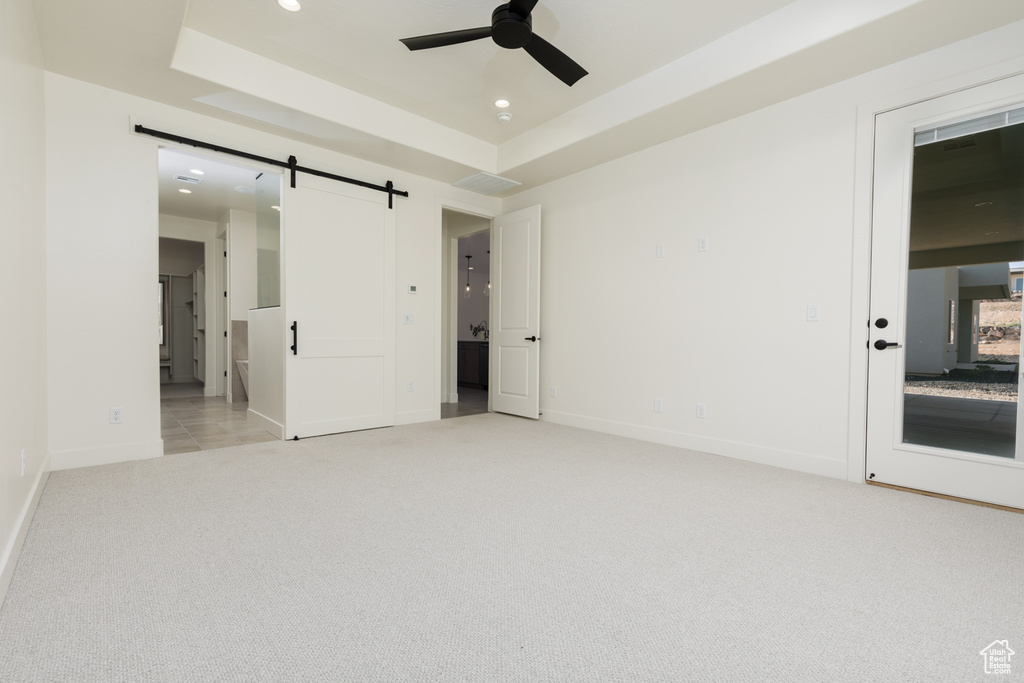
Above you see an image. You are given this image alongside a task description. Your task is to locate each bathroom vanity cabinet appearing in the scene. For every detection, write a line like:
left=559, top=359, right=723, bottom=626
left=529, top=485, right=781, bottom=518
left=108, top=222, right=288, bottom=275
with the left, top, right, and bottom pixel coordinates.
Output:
left=457, top=341, right=489, bottom=389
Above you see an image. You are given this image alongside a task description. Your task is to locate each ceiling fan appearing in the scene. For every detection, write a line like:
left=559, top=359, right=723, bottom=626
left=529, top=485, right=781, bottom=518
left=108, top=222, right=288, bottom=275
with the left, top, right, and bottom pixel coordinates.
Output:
left=399, top=0, right=588, bottom=87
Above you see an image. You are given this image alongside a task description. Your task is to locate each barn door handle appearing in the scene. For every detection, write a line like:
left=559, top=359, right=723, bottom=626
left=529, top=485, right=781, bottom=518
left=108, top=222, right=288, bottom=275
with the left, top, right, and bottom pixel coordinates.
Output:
left=525, top=336, right=539, bottom=342
left=873, top=339, right=901, bottom=350
left=291, top=321, right=298, bottom=356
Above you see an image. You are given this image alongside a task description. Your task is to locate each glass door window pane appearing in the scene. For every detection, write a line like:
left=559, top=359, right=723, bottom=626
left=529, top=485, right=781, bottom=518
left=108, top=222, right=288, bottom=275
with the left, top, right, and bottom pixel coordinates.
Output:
left=901, top=123, right=1024, bottom=459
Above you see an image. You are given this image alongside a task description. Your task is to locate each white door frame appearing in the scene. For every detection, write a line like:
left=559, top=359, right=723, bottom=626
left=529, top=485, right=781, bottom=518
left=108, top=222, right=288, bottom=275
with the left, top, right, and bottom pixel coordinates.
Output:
left=848, top=59, right=1024, bottom=485
left=434, top=198, right=499, bottom=416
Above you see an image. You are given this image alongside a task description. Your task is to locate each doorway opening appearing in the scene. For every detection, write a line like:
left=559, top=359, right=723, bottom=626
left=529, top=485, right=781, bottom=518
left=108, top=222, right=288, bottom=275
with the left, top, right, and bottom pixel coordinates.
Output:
left=441, top=209, right=491, bottom=419
left=156, top=146, right=282, bottom=453
left=159, top=237, right=206, bottom=399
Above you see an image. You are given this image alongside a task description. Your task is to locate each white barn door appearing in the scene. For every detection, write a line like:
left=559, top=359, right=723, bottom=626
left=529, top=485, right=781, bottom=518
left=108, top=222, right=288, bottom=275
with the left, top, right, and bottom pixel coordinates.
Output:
left=491, top=205, right=541, bottom=419
left=284, top=175, right=395, bottom=438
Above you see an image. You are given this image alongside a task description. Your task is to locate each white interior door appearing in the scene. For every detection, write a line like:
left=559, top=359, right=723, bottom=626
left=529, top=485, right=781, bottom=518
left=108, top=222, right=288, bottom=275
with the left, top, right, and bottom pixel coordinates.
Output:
left=867, top=74, right=1024, bottom=509
left=284, top=175, right=395, bottom=438
left=491, top=205, right=541, bottom=419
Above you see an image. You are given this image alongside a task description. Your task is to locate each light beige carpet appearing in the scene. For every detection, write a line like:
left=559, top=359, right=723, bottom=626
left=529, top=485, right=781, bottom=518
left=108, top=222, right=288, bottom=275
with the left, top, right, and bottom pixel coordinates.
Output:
left=0, top=413, right=1021, bottom=681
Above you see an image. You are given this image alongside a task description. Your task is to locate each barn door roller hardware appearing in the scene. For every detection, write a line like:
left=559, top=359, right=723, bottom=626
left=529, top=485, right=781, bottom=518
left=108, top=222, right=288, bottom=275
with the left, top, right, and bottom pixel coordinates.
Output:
left=134, top=125, right=409, bottom=208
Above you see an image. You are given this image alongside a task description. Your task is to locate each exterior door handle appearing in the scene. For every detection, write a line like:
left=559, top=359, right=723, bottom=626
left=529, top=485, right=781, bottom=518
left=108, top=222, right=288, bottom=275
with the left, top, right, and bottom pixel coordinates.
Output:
left=873, top=339, right=901, bottom=350
left=525, top=336, right=539, bottom=342
left=291, top=321, right=298, bottom=356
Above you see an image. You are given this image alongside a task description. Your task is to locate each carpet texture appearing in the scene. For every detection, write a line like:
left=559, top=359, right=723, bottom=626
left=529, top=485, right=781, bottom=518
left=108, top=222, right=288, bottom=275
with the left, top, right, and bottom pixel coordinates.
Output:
left=0, top=413, right=1021, bottom=682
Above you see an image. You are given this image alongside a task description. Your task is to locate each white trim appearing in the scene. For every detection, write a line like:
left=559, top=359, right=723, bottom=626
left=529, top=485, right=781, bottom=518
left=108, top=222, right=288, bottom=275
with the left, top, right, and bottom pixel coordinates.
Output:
left=247, top=408, right=284, bottom=440
left=50, top=440, right=163, bottom=471
left=542, top=409, right=848, bottom=480
left=396, top=408, right=437, bottom=426
left=0, top=467, right=48, bottom=608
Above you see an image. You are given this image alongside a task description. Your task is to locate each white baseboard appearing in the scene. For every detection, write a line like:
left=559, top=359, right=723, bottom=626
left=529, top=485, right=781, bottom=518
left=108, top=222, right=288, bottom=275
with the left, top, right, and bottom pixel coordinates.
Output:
left=396, top=408, right=437, bottom=426
left=50, top=439, right=164, bottom=471
left=540, top=409, right=847, bottom=480
left=248, top=409, right=284, bottom=439
left=0, top=466, right=49, bottom=607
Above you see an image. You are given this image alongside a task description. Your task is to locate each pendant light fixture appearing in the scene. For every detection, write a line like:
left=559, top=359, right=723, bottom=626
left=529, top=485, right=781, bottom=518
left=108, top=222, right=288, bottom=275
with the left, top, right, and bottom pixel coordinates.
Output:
left=465, top=255, right=472, bottom=298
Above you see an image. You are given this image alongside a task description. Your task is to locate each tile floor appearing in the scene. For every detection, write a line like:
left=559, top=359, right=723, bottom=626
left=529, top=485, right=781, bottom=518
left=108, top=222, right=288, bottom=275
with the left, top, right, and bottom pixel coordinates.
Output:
left=441, top=387, right=489, bottom=419
left=903, top=392, right=1015, bottom=458
left=161, top=385, right=278, bottom=454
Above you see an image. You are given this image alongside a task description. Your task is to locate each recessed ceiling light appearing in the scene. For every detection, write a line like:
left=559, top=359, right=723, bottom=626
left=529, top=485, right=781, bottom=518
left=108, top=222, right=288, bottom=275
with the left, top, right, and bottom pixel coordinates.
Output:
left=278, top=0, right=301, bottom=11
left=271, top=205, right=281, bottom=211
left=178, top=189, right=192, bottom=194
left=189, top=169, right=205, bottom=175
left=495, top=99, right=510, bottom=108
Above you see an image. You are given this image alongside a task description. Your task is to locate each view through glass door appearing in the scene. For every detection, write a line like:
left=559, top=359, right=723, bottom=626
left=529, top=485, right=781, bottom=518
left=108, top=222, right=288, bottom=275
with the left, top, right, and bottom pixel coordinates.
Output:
left=867, top=75, right=1024, bottom=509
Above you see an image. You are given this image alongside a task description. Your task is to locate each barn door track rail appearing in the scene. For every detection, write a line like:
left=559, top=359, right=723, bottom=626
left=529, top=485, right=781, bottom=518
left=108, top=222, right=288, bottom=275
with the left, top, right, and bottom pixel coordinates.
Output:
left=134, top=124, right=409, bottom=208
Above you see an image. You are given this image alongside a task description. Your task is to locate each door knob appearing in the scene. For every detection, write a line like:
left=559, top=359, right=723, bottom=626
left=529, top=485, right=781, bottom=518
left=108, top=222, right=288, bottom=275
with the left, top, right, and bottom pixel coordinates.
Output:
left=873, top=339, right=901, bottom=350
left=524, top=336, right=538, bottom=342
left=874, top=318, right=888, bottom=329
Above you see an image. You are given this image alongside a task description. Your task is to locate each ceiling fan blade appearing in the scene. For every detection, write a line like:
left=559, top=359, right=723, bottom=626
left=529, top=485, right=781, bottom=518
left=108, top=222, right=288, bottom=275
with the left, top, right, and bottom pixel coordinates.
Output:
left=508, top=0, right=540, bottom=17
left=400, top=26, right=492, bottom=51
left=523, top=34, right=588, bottom=86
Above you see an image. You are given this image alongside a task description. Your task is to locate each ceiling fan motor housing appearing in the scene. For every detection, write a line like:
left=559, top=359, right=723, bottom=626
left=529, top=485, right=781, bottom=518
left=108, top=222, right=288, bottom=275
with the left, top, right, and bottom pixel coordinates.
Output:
left=491, top=5, right=533, bottom=49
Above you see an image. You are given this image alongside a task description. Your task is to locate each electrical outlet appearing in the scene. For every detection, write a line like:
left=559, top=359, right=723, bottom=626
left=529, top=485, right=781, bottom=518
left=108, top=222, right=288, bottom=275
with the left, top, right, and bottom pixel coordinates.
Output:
left=551, top=387, right=558, bottom=398
left=806, top=304, right=820, bottom=322
left=698, top=236, right=709, bottom=252
left=696, top=403, right=707, bottom=419
left=21, top=448, right=26, bottom=477
left=109, top=407, right=124, bottom=424
left=654, top=398, right=663, bottom=413
left=656, top=244, right=665, bottom=258
left=407, top=381, right=415, bottom=392
left=404, top=313, right=415, bottom=324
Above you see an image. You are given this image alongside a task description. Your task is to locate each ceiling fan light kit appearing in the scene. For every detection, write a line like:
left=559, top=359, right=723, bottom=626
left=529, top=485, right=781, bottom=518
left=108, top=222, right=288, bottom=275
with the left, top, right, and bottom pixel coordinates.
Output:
left=400, top=1, right=588, bottom=87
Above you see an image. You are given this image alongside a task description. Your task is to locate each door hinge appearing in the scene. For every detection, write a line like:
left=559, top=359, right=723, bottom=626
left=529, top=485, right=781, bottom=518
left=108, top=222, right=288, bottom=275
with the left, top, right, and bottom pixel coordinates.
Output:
left=224, top=371, right=227, bottom=377
left=224, top=331, right=228, bottom=338
left=224, top=291, right=227, bottom=297
left=224, top=251, right=227, bottom=257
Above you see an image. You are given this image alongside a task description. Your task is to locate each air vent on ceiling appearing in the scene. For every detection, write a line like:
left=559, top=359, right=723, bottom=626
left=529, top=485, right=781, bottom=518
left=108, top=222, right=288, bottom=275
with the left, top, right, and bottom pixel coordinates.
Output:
left=452, top=172, right=521, bottom=196
left=175, top=175, right=203, bottom=185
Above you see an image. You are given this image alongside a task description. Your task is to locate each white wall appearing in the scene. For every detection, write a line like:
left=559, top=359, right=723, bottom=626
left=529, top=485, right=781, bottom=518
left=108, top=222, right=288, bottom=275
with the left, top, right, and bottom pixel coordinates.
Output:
left=248, top=306, right=285, bottom=437
left=1, top=0, right=49, bottom=599
left=43, top=72, right=499, bottom=469
left=227, top=209, right=257, bottom=320
left=501, top=20, right=1024, bottom=479
left=158, top=238, right=204, bottom=276
left=906, top=268, right=959, bottom=375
